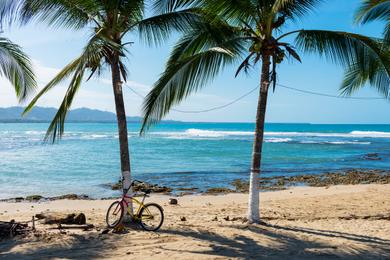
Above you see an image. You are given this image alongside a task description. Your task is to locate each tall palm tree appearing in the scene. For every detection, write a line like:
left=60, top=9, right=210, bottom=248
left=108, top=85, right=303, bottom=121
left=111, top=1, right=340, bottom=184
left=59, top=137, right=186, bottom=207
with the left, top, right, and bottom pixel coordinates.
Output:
left=0, top=0, right=199, bottom=204
left=0, top=36, right=36, bottom=101
left=340, top=0, right=390, bottom=98
left=140, top=0, right=390, bottom=223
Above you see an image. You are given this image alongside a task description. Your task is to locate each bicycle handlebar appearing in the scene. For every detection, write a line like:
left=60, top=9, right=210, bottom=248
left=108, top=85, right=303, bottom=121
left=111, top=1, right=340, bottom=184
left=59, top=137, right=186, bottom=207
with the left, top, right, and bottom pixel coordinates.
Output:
left=122, top=179, right=144, bottom=194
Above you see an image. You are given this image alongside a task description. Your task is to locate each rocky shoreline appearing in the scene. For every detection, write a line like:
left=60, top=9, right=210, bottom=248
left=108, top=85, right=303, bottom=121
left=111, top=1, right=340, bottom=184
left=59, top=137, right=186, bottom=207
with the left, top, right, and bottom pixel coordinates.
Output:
left=1, top=169, right=389, bottom=202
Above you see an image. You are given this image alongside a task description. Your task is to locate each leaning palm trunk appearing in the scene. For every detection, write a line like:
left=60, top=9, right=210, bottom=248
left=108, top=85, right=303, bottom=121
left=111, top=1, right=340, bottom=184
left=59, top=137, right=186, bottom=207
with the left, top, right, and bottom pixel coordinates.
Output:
left=110, top=52, right=133, bottom=214
left=248, top=54, right=271, bottom=223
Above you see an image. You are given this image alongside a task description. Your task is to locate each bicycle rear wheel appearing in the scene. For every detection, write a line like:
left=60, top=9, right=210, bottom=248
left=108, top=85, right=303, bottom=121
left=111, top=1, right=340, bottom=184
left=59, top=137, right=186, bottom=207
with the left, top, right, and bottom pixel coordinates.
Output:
left=106, top=201, right=124, bottom=228
left=138, top=203, right=164, bottom=231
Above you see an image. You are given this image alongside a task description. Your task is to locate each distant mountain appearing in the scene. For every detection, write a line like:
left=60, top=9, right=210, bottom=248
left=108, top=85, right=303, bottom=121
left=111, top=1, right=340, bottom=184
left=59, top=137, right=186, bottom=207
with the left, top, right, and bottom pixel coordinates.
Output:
left=0, top=106, right=171, bottom=123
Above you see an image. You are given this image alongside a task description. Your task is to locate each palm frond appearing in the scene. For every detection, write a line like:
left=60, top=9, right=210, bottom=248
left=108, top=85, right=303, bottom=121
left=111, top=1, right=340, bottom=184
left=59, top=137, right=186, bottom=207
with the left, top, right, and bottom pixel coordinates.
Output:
left=140, top=10, right=247, bottom=133
left=235, top=52, right=255, bottom=77
left=0, top=37, right=36, bottom=101
left=355, top=0, right=390, bottom=24
left=141, top=46, right=238, bottom=134
left=23, top=57, right=83, bottom=114
left=296, top=29, right=390, bottom=98
left=152, top=0, right=196, bottom=13
left=120, top=0, right=144, bottom=26
left=24, top=32, right=116, bottom=141
left=197, top=0, right=258, bottom=26
left=295, top=30, right=387, bottom=68
left=1, top=0, right=99, bottom=29
left=137, top=8, right=202, bottom=46
left=44, top=67, right=84, bottom=143
left=340, top=46, right=390, bottom=98
left=272, top=0, right=324, bottom=19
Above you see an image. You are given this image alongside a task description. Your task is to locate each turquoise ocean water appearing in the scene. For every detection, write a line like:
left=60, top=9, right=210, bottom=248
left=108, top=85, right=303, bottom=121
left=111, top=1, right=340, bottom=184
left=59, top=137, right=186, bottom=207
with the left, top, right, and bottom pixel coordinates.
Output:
left=0, top=122, right=389, bottom=198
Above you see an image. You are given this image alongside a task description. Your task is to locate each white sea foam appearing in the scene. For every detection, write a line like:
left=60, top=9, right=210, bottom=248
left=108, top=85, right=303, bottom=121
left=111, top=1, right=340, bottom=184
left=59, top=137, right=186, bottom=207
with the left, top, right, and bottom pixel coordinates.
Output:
left=18, top=128, right=390, bottom=141
left=300, top=140, right=371, bottom=145
left=152, top=128, right=390, bottom=142
left=264, top=131, right=390, bottom=138
left=25, top=130, right=46, bottom=135
left=156, top=129, right=390, bottom=139
left=349, top=131, right=390, bottom=138
left=185, top=129, right=252, bottom=137
left=266, top=138, right=292, bottom=143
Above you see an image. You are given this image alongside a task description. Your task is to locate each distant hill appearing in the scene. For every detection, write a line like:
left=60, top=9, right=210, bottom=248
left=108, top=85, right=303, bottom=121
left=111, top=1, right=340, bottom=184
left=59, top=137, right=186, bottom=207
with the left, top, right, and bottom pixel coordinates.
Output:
left=0, top=106, right=174, bottom=123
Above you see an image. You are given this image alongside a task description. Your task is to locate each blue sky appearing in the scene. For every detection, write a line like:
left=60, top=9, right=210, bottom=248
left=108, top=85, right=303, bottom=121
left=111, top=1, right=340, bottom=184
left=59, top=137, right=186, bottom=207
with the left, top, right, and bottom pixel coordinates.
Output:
left=1, top=0, right=389, bottom=124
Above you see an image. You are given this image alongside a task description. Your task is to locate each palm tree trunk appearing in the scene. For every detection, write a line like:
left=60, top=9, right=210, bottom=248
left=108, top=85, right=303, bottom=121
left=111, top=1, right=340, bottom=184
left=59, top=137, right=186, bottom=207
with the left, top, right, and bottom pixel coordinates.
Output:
left=247, top=53, right=271, bottom=223
left=111, top=53, right=133, bottom=214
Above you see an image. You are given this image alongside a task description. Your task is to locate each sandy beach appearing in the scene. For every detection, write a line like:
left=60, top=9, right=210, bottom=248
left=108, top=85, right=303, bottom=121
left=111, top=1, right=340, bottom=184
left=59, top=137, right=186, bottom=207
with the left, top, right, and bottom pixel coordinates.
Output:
left=0, top=183, right=389, bottom=259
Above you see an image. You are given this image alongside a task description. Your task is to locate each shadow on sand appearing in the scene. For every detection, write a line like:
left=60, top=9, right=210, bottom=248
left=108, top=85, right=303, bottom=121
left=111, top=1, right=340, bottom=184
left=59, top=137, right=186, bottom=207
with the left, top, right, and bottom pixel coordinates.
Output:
left=0, top=222, right=389, bottom=259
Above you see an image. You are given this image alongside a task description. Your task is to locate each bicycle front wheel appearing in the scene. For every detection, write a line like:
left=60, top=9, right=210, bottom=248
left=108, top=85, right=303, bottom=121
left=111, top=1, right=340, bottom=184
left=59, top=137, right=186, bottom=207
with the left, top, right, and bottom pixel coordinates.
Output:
left=138, top=203, right=164, bottom=231
left=106, top=201, right=124, bottom=228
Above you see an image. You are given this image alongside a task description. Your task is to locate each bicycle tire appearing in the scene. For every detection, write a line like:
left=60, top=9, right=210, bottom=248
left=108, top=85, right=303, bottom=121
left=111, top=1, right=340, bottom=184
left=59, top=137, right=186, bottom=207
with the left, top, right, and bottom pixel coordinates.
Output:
left=138, top=203, right=164, bottom=231
left=106, top=201, right=124, bottom=228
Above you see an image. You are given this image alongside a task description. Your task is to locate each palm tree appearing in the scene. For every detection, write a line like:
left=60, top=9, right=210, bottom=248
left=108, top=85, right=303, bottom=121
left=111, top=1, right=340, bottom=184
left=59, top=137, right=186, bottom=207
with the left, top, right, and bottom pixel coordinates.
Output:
left=340, top=0, right=390, bottom=98
left=140, top=0, right=390, bottom=223
left=0, top=0, right=199, bottom=206
left=0, top=36, right=36, bottom=101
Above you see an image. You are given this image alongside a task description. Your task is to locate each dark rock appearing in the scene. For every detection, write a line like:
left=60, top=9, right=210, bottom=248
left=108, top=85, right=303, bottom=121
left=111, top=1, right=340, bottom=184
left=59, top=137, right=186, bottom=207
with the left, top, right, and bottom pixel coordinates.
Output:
left=169, top=198, right=178, bottom=205
left=363, top=153, right=382, bottom=161
left=205, top=188, right=235, bottom=194
left=15, top=197, right=24, bottom=202
left=231, top=179, right=249, bottom=192
left=177, top=187, right=198, bottom=191
left=51, top=194, right=90, bottom=200
left=26, top=195, right=43, bottom=201
left=74, top=213, right=86, bottom=225
left=180, top=216, right=186, bottom=221
left=110, top=180, right=172, bottom=194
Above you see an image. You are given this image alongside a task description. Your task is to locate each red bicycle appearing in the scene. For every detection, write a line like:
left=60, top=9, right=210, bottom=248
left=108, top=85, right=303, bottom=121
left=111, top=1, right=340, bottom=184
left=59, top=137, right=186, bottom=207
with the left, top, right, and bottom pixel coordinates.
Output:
left=105, top=180, right=164, bottom=231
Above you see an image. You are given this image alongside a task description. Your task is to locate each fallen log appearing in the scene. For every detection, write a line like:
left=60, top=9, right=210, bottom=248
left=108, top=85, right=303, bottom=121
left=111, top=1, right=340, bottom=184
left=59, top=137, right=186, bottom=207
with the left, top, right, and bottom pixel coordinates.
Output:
left=35, top=213, right=86, bottom=225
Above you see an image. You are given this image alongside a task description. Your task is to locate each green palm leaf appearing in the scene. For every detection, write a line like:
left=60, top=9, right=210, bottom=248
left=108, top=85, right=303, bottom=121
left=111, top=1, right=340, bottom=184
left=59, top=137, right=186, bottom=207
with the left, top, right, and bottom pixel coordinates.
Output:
left=137, top=8, right=202, bottom=46
left=355, top=0, right=390, bottom=42
left=24, top=33, right=115, bottom=142
left=296, top=30, right=390, bottom=98
left=355, top=0, right=390, bottom=24
left=0, top=37, right=36, bottom=101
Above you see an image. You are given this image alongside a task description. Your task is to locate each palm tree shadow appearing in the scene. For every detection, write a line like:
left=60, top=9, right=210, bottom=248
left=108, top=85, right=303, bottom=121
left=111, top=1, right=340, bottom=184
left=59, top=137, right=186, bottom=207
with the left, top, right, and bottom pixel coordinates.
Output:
left=158, top=222, right=390, bottom=259
left=0, top=233, right=121, bottom=259
left=263, top=223, right=390, bottom=245
left=1, top=223, right=389, bottom=259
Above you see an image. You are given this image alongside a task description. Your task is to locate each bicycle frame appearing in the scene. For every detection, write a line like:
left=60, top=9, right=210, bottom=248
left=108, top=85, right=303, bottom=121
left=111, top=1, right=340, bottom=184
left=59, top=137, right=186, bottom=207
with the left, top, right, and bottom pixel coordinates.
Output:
left=120, top=192, right=149, bottom=220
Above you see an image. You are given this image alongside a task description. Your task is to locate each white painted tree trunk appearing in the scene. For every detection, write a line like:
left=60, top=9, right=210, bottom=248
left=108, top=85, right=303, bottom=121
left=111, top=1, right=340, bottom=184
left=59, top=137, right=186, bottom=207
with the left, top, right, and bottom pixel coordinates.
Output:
left=247, top=54, right=271, bottom=224
left=122, top=170, right=133, bottom=220
left=247, top=171, right=260, bottom=222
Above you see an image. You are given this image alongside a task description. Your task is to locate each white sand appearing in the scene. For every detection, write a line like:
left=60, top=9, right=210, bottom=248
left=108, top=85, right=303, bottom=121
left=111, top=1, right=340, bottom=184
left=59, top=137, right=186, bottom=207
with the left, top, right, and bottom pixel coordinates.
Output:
left=0, top=184, right=389, bottom=259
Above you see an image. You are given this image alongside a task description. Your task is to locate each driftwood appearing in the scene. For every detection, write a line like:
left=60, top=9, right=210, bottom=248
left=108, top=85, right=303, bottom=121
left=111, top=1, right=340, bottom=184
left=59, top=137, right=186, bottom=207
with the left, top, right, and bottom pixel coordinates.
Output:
left=0, top=220, right=30, bottom=239
left=53, top=224, right=94, bottom=230
left=35, top=213, right=86, bottom=225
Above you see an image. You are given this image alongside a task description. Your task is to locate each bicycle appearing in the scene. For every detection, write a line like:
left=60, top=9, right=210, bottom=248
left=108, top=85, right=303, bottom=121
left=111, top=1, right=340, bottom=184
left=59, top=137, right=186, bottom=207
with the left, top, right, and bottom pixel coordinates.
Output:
left=105, top=180, right=164, bottom=231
